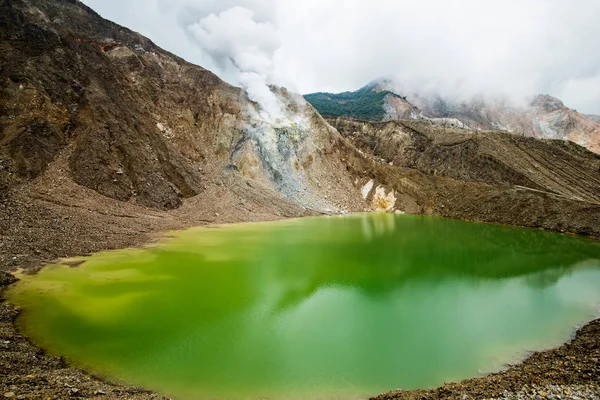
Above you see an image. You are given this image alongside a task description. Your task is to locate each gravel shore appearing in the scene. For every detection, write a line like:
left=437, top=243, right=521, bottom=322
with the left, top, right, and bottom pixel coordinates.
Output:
left=372, top=319, right=600, bottom=400
left=486, top=384, right=600, bottom=400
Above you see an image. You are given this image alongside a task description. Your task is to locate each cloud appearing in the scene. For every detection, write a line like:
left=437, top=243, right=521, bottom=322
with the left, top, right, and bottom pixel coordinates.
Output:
left=186, top=5, right=286, bottom=122
left=85, top=0, right=600, bottom=114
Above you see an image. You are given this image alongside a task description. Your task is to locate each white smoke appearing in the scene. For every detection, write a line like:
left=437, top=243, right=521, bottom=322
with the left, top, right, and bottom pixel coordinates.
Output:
left=85, top=0, right=600, bottom=114
left=185, top=4, right=324, bottom=208
left=187, top=6, right=287, bottom=124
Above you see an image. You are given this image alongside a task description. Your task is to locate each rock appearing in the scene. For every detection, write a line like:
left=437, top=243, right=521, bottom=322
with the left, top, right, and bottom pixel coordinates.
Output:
left=3, top=393, right=15, bottom=398
left=0, top=272, right=17, bottom=287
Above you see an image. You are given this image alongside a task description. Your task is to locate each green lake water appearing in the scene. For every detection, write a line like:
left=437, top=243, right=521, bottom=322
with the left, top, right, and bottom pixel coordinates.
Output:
left=7, top=214, right=600, bottom=399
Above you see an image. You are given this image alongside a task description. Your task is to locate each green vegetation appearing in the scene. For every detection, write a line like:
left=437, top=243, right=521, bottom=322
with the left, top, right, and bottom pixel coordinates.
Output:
left=304, top=84, right=404, bottom=121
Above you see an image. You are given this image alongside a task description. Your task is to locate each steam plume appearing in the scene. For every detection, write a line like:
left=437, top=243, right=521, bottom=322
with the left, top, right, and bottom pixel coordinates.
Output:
left=187, top=6, right=286, bottom=123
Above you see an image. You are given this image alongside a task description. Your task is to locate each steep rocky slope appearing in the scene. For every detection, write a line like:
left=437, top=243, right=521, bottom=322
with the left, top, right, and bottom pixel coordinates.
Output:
left=0, top=0, right=364, bottom=214
left=330, top=117, right=600, bottom=204
left=329, top=117, right=600, bottom=237
left=386, top=84, right=600, bottom=154
left=1, top=0, right=600, bottom=399
left=413, top=93, right=600, bottom=154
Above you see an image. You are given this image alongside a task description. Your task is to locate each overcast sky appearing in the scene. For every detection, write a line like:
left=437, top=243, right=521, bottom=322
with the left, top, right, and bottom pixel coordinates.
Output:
left=84, top=0, right=600, bottom=114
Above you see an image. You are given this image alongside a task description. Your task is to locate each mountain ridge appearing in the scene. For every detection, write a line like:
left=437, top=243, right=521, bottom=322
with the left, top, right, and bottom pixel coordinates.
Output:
left=303, top=84, right=406, bottom=121
left=305, top=80, right=600, bottom=153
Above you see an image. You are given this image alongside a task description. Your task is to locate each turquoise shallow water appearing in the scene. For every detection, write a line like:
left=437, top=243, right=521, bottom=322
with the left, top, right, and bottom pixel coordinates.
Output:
left=8, top=214, right=600, bottom=399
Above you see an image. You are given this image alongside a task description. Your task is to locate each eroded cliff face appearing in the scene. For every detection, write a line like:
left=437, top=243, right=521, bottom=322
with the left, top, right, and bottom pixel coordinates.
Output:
left=229, top=88, right=363, bottom=212
left=0, top=0, right=236, bottom=209
left=330, top=117, right=600, bottom=202
left=0, top=0, right=364, bottom=212
left=328, top=116, right=600, bottom=236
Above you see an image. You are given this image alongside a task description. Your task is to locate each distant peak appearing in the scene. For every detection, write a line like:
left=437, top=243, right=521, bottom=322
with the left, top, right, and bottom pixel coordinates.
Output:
left=359, top=78, right=395, bottom=93
left=532, top=94, right=564, bottom=112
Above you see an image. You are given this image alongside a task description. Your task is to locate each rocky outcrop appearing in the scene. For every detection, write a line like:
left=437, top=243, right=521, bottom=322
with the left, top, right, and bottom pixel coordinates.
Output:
left=532, top=94, right=565, bottom=112
left=0, top=0, right=237, bottom=209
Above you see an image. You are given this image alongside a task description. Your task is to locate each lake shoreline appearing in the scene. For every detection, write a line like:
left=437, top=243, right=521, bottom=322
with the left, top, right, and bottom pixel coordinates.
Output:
left=2, top=278, right=599, bottom=400
left=1, top=211, right=600, bottom=399
left=371, top=318, right=600, bottom=400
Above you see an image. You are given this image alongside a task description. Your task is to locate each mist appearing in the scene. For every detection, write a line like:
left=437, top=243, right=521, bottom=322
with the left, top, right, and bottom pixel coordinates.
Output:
left=84, top=0, right=600, bottom=114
